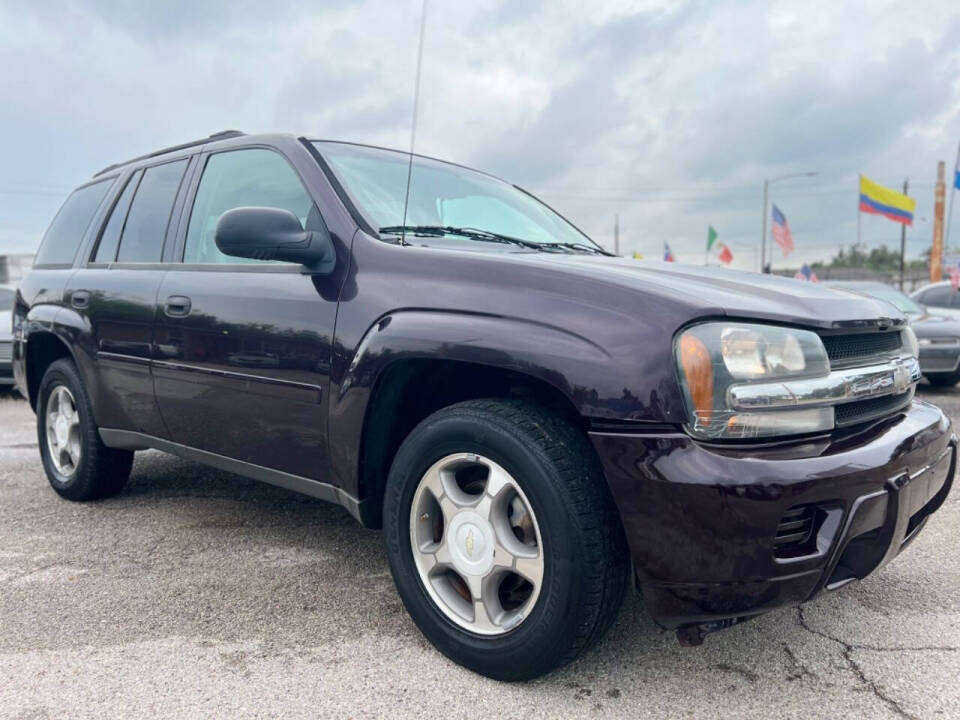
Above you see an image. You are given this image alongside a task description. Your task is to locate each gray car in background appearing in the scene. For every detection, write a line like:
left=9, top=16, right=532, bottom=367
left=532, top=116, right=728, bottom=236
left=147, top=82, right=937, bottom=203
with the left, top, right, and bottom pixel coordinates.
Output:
left=0, top=285, right=15, bottom=391
left=827, top=281, right=960, bottom=386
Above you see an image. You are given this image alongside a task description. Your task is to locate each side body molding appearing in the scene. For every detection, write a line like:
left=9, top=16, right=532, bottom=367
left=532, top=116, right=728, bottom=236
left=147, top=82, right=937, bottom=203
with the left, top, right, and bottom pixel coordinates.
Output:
left=326, top=309, right=613, bottom=496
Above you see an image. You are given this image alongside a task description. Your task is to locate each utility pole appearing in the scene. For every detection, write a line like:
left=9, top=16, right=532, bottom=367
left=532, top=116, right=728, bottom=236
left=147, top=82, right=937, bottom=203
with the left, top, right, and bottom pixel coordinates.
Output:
left=931, top=161, right=946, bottom=283
left=614, top=214, right=620, bottom=256
left=760, top=171, right=818, bottom=273
left=899, top=178, right=908, bottom=291
left=947, top=142, right=959, bottom=254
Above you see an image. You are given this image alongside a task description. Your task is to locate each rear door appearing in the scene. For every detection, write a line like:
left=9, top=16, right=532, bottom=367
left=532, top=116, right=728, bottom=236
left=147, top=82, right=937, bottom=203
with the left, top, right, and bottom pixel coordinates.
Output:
left=152, top=146, right=337, bottom=480
left=65, top=157, right=193, bottom=435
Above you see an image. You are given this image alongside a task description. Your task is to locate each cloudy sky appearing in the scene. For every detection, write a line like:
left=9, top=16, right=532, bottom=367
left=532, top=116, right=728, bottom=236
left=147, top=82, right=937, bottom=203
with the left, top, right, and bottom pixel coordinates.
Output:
left=1, top=0, right=959, bottom=271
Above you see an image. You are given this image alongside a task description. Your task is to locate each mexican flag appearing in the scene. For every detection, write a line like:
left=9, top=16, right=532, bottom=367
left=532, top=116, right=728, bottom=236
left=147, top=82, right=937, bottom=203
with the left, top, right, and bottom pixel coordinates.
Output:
left=707, top=226, right=733, bottom=264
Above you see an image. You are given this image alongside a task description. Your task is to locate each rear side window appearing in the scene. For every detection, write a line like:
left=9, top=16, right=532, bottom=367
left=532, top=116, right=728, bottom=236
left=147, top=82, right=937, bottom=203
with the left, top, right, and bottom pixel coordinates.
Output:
left=93, top=170, right=142, bottom=263
left=34, top=179, right=113, bottom=266
left=183, top=149, right=314, bottom=264
left=116, top=159, right=188, bottom=263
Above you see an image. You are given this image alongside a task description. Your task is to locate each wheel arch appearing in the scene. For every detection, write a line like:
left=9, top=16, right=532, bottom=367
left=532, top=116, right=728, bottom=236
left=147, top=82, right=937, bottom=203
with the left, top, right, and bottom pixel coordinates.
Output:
left=336, top=310, right=609, bottom=528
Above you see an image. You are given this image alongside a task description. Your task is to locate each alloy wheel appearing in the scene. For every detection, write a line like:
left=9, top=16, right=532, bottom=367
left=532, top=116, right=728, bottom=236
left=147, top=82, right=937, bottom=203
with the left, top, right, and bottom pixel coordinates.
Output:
left=45, top=385, right=82, bottom=477
left=409, top=452, right=544, bottom=635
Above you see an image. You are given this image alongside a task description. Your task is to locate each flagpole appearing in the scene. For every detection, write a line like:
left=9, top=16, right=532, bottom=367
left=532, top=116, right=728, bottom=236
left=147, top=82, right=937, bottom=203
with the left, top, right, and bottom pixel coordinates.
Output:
left=856, top=174, right=862, bottom=248
left=760, top=180, right=768, bottom=273
left=899, top=178, right=908, bottom=291
left=947, top=141, right=959, bottom=252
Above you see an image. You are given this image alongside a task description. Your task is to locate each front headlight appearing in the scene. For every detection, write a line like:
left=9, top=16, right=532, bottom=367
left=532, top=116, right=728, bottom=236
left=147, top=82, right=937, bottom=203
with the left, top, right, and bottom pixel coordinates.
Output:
left=675, top=322, right=832, bottom=440
left=901, top=326, right=919, bottom=358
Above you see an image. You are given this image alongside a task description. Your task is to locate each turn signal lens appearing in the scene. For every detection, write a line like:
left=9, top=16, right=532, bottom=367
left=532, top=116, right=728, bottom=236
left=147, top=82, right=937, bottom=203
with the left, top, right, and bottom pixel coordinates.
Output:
left=678, top=333, right=713, bottom=426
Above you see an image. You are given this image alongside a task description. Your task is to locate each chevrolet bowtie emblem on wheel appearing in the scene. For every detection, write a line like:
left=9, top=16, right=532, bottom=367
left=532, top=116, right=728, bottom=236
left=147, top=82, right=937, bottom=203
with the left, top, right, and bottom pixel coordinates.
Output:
left=465, top=529, right=475, bottom=557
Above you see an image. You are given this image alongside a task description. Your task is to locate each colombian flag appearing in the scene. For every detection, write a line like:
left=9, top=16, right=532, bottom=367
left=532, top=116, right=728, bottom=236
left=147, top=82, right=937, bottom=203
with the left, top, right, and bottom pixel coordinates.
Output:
left=859, top=175, right=915, bottom=226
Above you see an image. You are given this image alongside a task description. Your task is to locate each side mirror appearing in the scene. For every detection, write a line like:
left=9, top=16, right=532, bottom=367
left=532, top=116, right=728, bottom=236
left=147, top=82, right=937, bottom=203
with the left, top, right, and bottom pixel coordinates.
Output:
left=214, top=206, right=335, bottom=275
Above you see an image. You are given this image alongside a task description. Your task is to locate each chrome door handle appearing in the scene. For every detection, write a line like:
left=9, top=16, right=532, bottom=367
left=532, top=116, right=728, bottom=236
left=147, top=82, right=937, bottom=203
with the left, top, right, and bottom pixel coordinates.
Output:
left=164, top=295, right=192, bottom=318
left=71, top=290, right=90, bottom=309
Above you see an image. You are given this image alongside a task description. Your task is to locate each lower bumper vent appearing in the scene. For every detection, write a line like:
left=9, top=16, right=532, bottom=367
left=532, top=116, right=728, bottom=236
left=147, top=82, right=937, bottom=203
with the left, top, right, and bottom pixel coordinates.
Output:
left=774, top=505, right=816, bottom=557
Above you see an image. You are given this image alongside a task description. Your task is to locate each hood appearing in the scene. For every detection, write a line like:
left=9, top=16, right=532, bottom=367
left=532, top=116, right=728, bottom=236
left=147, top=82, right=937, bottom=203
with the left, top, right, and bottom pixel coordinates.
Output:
left=492, top=254, right=905, bottom=331
left=0, top=310, right=11, bottom=339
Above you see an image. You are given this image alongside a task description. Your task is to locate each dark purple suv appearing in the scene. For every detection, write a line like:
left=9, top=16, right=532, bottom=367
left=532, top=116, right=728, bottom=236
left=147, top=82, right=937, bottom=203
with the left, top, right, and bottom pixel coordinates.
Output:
left=11, top=131, right=955, bottom=680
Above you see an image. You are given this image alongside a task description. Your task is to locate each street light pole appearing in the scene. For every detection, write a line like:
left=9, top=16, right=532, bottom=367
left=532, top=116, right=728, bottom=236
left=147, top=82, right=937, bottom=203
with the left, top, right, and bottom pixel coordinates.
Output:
left=760, top=171, right=818, bottom=273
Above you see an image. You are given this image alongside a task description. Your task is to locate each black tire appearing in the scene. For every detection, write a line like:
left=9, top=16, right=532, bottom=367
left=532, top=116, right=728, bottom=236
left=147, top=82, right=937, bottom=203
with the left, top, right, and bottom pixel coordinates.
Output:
left=383, top=398, right=628, bottom=681
left=37, top=358, right=133, bottom=501
left=925, top=369, right=960, bottom=387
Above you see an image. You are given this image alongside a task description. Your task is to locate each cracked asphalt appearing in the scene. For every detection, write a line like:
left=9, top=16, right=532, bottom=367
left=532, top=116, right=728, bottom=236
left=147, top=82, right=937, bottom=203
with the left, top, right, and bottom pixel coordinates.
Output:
left=1, top=386, right=958, bottom=719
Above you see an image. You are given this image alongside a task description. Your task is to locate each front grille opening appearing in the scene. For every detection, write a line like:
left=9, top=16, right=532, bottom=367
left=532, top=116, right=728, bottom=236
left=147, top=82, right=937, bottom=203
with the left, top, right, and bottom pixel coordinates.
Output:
left=774, top=505, right=817, bottom=559
left=821, top=331, right=902, bottom=367
left=834, top=391, right=912, bottom=428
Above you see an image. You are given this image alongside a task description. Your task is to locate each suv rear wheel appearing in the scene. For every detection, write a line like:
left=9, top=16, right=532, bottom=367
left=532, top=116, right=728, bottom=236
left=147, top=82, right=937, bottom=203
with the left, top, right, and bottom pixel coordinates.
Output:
left=37, top=358, right=133, bottom=500
left=383, top=399, right=628, bottom=680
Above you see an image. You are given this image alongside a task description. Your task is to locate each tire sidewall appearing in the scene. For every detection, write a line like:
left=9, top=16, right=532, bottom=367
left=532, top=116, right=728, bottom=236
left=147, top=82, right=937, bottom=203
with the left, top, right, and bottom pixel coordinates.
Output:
left=384, top=409, right=589, bottom=677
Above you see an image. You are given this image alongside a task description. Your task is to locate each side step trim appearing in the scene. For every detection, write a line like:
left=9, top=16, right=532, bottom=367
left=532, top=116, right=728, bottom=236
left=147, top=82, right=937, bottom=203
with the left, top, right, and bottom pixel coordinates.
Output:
left=98, top=428, right=365, bottom=524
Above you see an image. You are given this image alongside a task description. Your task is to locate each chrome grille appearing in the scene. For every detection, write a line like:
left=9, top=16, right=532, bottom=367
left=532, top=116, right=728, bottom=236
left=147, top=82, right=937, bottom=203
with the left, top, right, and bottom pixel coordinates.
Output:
left=0, top=341, right=12, bottom=363
left=834, top=390, right=913, bottom=427
left=821, top=331, right=902, bottom=367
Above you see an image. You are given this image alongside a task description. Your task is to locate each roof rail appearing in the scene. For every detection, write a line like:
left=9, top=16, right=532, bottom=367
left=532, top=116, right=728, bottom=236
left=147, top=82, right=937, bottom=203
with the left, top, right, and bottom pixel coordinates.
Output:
left=94, top=130, right=246, bottom=177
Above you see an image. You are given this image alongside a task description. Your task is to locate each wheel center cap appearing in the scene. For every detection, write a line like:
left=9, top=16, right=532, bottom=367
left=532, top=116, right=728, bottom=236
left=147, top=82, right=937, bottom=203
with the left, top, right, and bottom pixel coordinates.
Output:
left=446, top=511, right=496, bottom=577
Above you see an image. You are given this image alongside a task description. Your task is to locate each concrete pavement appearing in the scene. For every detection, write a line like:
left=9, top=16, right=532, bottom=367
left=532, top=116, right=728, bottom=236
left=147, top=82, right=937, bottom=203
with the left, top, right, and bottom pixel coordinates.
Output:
left=1, top=388, right=958, bottom=719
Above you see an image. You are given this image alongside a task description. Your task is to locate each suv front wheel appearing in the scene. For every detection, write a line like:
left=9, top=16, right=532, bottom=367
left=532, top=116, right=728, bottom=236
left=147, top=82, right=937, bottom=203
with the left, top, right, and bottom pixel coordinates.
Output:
left=383, top=399, right=628, bottom=680
left=37, top=358, right=134, bottom=501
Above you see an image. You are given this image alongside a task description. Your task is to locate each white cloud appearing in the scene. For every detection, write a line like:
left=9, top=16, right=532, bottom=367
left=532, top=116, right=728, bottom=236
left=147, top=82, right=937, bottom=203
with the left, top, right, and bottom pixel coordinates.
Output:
left=0, top=0, right=958, bottom=271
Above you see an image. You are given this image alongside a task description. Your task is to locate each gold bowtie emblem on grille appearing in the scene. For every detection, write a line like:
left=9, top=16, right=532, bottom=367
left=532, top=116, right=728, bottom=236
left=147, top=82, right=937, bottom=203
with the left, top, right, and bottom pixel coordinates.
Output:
left=465, top=529, right=475, bottom=557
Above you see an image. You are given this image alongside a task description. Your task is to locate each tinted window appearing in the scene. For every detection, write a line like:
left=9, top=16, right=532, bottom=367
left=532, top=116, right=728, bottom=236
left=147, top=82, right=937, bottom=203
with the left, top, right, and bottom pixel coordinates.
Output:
left=920, top=286, right=956, bottom=308
left=184, top=149, right=314, bottom=264
left=116, top=160, right=188, bottom=263
left=94, top=170, right=141, bottom=263
left=34, top=179, right=113, bottom=266
left=0, top=288, right=13, bottom=311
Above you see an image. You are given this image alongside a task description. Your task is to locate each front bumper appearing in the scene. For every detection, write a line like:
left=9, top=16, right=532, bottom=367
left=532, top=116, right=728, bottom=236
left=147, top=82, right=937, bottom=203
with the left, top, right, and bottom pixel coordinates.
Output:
left=919, top=343, right=960, bottom=374
left=590, top=400, right=954, bottom=632
left=0, top=339, right=12, bottom=385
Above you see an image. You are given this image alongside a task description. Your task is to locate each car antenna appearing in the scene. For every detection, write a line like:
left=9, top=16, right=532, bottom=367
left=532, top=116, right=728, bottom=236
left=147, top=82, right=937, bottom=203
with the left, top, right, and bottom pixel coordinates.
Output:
left=400, top=0, right=428, bottom=247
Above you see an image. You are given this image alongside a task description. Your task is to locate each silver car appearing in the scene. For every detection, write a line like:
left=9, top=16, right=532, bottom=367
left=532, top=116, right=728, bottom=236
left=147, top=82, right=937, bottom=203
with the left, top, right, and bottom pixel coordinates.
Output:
left=830, top=281, right=960, bottom=386
left=911, top=281, right=960, bottom=321
left=0, top=284, right=15, bottom=390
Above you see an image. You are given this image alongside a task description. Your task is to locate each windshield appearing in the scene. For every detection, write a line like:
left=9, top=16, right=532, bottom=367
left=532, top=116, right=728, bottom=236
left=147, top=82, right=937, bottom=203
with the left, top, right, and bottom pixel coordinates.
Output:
left=856, top=286, right=924, bottom=315
left=313, top=141, right=599, bottom=250
left=0, top=288, right=13, bottom=312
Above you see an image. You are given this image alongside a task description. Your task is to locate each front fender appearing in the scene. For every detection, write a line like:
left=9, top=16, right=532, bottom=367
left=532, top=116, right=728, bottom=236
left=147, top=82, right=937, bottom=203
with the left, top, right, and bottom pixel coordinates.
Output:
left=343, top=310, right=610, bottom=403
left=327, top=309, right=664, bottom=494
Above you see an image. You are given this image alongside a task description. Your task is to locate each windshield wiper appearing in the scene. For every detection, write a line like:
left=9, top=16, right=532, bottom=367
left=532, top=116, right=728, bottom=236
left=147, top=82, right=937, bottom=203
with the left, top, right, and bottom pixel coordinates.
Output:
left=549, top=241, right=614, bottom=256
left=378, top=226, right=610, bottom=255
left=379, top=225, right=549, bottom=251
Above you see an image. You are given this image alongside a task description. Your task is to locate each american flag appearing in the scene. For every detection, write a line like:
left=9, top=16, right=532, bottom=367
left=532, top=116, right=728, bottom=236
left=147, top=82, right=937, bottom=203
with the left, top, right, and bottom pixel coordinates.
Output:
left=771, top=204, right=794, bottom=257
left=794, top=263, right=818, bottom=283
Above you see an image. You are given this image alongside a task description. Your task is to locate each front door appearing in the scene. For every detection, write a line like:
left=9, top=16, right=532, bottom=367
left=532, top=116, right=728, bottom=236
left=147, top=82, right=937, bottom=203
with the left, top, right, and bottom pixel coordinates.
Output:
left=152, top=147, right=337, bottom=480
